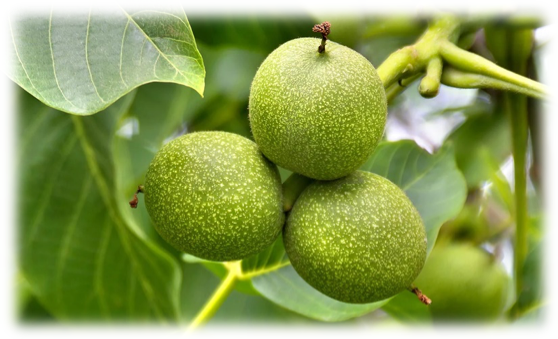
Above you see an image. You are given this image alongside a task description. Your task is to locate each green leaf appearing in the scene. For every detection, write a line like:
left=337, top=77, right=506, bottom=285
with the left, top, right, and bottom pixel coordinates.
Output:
left=2, top=258, right=70, bottom=337
left=9, top=8, right=205, bottom=115
left=446, top=108, right=511, bottom=189
left=183, top=3, right=319, bottom=52
left=212, top=290, right=316, bottom=324
left=361, top=140, right=468, bottom=254
left=518, top=230, right=556, bottom=311
left=252, top=265, right=389, bottom=322
left=17, top=87, right=181, bottom=321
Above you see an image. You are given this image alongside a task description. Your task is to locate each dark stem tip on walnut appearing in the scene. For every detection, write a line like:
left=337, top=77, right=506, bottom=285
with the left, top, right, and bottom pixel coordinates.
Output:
left=411, top=287, right=432, bottom=306
left=129, top=185, right=145, bottom=209
left=312, top=21, right=331, bottom=53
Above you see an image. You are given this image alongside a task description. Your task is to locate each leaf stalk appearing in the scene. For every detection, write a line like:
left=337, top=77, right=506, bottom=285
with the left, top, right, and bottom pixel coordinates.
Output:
left=188, top=261, right=242, bottom=330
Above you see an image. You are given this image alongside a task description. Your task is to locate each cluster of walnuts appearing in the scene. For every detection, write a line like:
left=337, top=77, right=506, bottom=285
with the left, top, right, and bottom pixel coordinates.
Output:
left=138, top=31, right=429, bottom=304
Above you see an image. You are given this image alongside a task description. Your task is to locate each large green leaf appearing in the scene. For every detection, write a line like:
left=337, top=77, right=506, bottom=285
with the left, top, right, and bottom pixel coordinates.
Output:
left=17, top=86, right=182, bottom=321
left=361, top=140, right=467, bottom=254
left=2, top=257, right=70, bottom=337
left=9, top=8, right=204, bottom=115
left=183, top=3, right=319, bottom=52
left=252, top=265, right=389, bottom=322
left=446, top=108, right=511, bottom=189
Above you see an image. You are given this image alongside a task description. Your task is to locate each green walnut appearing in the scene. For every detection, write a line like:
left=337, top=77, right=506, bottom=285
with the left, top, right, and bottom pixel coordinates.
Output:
left=249, top=38, right=387, bottom=181
left=144, top=131, right=285, bottom=262
left=414, top=242, right=511, bottom=322
left=284, top=170, right=427, bottom=303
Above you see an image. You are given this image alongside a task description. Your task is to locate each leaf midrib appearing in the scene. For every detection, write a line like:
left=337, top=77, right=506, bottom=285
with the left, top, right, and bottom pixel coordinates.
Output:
left=49, top=10, right=81, bottom=110
left=8, top=19, right=46, bottom=103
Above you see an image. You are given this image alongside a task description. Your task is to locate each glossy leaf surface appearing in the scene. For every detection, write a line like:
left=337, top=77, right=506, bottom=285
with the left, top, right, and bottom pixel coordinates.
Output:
left=9, top=9, right=204, bottom=115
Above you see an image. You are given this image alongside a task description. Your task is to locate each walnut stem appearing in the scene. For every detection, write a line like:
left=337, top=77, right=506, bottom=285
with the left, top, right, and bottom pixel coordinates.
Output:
left=129, top=185, right=145, bottom=209
left=409, top=285, right=432, bottom=305
left=312, top=21, right=331, bottom=53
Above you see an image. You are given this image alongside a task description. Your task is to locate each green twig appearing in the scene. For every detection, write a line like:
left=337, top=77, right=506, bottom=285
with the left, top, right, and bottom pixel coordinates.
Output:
left=419, top=56, right=443, bottom=98
left=376, top=14, right=547, bottom=101
left=507, top=92, right=529, bottom=319
left=385, top=73, right=422, bottom=103
left=441, top=67, right=545, bottom=99
left=377, top=14, right=460, bottom=88
left=502, top=28, right=532, bottom=320
left=378, top=45, right=418, bottom=88
left=439, top=41, right=547, bottom=97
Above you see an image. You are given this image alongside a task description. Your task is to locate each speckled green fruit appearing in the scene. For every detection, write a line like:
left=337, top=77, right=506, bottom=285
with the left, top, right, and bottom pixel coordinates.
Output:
left=284, top=171, right=427, bottom=303
left=249, top=38, right=387, bottom=181
left=414, top=243, right=511, bottom=322
left=144, top=131, right=285, bottom=262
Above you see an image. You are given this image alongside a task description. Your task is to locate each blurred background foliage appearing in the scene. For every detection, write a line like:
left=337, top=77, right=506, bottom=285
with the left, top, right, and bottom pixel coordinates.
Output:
left=16, top=12, right=546, bottom=325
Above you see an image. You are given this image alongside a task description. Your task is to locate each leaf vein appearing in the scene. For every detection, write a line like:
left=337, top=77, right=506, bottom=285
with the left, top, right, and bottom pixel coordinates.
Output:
left=55, top=175, right=93, bottom=317
left=27, top=133, right=78, bottom=246
left=94, top=218, right=113, bottom=319
left=85, top=11, right=107, bottom=104
left=129, top=10, right=188, bottom=27
left=124, top=9, right=203, bottom=88
left=119, top=18, right=131, bottom=87
left=49, top=11, right=80, bottom=111
left=8, top=19, right=47, bottom=103
left=402, top=150, right=448, bottom=191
